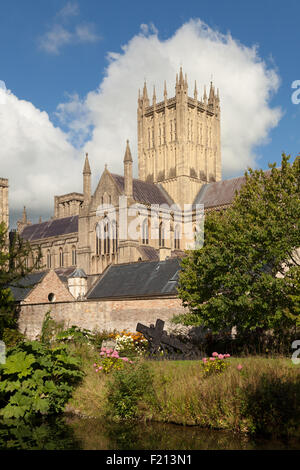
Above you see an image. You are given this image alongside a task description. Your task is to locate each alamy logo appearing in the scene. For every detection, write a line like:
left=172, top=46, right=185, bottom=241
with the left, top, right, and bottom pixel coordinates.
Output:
left=95, top=197, right=204, bottom=251
left=291, top=80, right=300, bottom=104
left=0, top=80, right=7, bottom=104
left=291, top=340, right=300, bottom=365
left=0, top=340, right=6, bottom=365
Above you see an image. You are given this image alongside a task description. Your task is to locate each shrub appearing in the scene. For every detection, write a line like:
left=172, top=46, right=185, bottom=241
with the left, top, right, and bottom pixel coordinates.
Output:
left=55, top=326, right=93, bottom=345
left=0, top=341, right=84, bottom=420
left=91, top=329, right=118, bottom=350
left=105, top=361, right=154, bottom=421
left=39, top=311, right=64, bottom=346
left=114, top=331, right=148, bottom=357
left=2, top=328, right=25, bottom=348
left=93, top=347, right=133, bottom=375
left=201, top=352, right=230, bottom=377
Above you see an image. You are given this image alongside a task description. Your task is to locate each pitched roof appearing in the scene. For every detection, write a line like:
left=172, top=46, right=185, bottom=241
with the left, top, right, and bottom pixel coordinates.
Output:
left=20, top=215, right=78, bottom=241
left=87, top=258, right=181, bottom=299
left=194, top=176, right=246, bottom=208
left=138, top=245, right=159, bottom=261
left=9, top=272, right=47, bottom=301
left=111, top=174, right=174, bottom=206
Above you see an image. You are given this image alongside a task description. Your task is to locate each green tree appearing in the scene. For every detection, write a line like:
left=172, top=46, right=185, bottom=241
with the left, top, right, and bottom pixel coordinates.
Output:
left=0, top=223, right=41, bottom=338
left=176, top=154, right=300, bottom=339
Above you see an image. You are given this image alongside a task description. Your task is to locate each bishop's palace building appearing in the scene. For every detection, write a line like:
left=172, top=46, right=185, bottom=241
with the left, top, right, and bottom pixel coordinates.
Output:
left=10, top=68, right=246, bottom=281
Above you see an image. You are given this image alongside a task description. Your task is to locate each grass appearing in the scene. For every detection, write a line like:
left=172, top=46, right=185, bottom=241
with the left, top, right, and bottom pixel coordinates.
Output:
left=66, top=348, right=300, bottom=437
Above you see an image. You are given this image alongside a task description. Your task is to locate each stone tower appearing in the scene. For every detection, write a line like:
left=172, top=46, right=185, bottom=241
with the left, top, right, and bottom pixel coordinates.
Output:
left=0, top=177, right=9, bottom=229
left=137, top=68, right=221, bottom=206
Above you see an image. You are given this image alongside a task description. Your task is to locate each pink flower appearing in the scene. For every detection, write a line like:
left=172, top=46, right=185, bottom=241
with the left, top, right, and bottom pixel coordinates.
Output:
left=95, top=369, right=98, bottom=372
left=212, top=352, right=218, bottom=357
left=218, top=354, right=224, bottom=360
left=209, top=357, right=215, bottom=361
left=100, top=352, right=105, bottom=356
left=129, top=361, right=133, bottom=364
left=121, top=357, right=129, bottom=362
left=101, top=347, right=107, bottom=352
left=93, top=363, right=97, bottom=367
left=237, top=364, right=243, bottom=371
left=202, top=357, right=207, bottom=362
left=99, top=366, right=103, bottom=370
left=225, top=354, right=231, bottom=358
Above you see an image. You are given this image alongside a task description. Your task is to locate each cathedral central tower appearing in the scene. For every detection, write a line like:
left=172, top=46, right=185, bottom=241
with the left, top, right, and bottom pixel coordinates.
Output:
left=137, top=68, right=221, bottom=206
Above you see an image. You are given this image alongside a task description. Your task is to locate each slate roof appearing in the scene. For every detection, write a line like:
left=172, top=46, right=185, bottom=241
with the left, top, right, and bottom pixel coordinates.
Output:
left=193, top=176, right=246, bottom=209
left=87, top=258, right=181, bottom=299
left=20, top=216, right=78, bottom=241
left=138, top=246, right=159, bottom=261
left=9, top=268, right=76, bottom=301
left=111, top=174, right=174, bottom=206
left=9, top=272, right=46, bottom=302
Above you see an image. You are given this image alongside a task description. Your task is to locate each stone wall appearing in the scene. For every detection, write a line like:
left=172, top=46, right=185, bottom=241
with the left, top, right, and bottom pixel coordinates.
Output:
left=18, top=296, right=186, bottom=340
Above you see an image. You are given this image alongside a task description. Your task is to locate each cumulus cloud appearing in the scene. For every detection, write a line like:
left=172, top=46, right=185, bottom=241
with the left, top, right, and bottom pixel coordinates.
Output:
left=1, top=19, right=282, bottom=227
left=0, top=85, right=82, bottom=227
left=57, top=19, right=281, bottom=182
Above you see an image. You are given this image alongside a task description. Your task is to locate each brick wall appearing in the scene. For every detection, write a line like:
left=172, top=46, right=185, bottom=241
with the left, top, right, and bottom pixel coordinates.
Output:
left=24, top=270, right=74, bottom=304
left=18, top=296, right=186, bottom=340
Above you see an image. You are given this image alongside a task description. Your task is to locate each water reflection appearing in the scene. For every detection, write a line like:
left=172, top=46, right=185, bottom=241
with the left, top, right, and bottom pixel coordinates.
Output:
left=65, top=417, right=300, bottom=451
left=0, top=416, right=299, bottom=450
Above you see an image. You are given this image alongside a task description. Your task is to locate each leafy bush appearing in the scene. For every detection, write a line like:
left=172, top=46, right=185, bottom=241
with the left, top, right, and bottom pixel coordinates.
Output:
left=113, top=331, right=148, bottom=357
left=55, top=326, right=93, bottom=345
left=93, top=347, right=133, bottom=375
left=240, top=372, right=300, bottom=436
left=0, top=341, right=84, bottom=420
left=90, top=329, right=118, bottom=350
left=39, top=311, right=64, bottom=346
left=201, top=352, right=230, bottom=377
left=2, top=328, right=25, bottom=348
left=105, top=361, right=154, bottom=421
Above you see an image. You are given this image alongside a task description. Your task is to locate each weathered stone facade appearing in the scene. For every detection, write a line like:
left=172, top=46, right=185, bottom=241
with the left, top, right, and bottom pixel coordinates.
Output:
left=17, top=69, right=223, bottom=277
left=18, top=296, right=186, bottom=340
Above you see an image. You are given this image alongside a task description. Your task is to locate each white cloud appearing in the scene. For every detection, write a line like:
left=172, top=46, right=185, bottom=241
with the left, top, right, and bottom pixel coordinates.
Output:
left=57, top=1, right=79, bottom=19
left=38, top=3, right=100, bottom=54
left=57, top=19, right=281, bottom=181
left=1, top=19, right=282, bottom=227
left=0, top=87, right=82, bottom=226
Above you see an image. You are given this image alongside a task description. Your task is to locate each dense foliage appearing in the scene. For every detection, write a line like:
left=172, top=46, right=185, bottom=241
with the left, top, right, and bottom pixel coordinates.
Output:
left=177, top=154, right=300, bottom=340
left=0, top=341, right=83, bottom=420
left=0, top=223, right=41, bottom=338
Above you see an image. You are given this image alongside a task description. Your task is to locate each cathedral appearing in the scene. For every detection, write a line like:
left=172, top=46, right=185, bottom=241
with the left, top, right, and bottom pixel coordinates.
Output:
left=15, top=68, right=245, bottom=281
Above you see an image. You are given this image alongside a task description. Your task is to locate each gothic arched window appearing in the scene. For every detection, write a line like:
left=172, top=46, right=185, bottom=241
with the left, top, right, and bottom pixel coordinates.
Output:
left=112, top=221, right=118, bottom=253
left=104, top=219, right=110, bottom=254
left=174, top=224, right=181, bottom=250
left=59, top=248, right=64, bottom=267
left=159, top=222, right=165, bottom=247
left=47, top=250, right=51, bottom=269
left=142, top=218, right=149, bottom=245
left=72, top=246, right=77, bottom=266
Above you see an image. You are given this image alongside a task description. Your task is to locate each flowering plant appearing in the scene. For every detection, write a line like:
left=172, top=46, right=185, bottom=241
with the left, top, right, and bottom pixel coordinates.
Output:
left=201, top=352, right=231, bottom=377
left=93, top=347, right=133, bottom=375
left=111, top=330, right=148, bottom=356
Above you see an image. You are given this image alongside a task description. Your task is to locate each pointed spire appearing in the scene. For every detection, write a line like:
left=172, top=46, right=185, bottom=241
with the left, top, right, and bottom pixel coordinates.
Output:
left=83, top=152, right=91, bottom=174
left=152, top=85, right=156, bottom=105
left=143, top=81, right=148, bottom=100
left=164, top=80, right=167, bottom=99
left=22, top=206, right=27, bottom=223
left=194, top=80, right=198, bottom=100
left=209, top=81, right=214, bottom=102
left=124, top=139, right=133, bottom=163
left=203, top=85, right=207, bottom=104
left=179, top=66, right=184, bottom=85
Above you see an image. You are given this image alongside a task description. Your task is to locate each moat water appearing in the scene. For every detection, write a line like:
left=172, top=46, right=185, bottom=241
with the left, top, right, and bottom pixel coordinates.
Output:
left=0, top=416, right=299, bottom=450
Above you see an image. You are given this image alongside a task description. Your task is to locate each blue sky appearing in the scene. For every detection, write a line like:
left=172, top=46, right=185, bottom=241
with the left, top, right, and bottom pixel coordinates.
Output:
left=0, top=0, right=299, bottom=226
